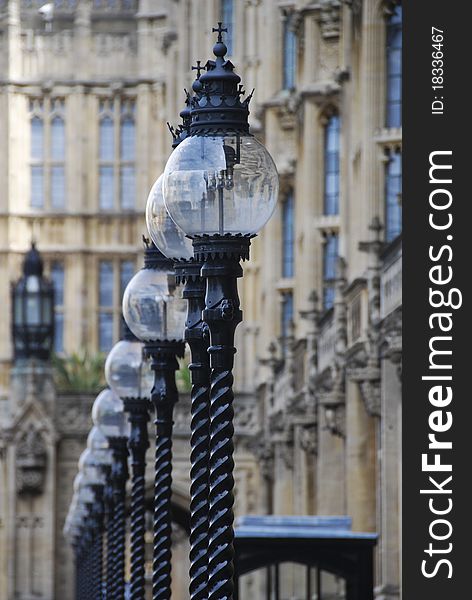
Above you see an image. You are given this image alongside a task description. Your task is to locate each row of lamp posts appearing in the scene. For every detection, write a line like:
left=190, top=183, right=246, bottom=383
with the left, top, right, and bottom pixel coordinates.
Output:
left=63, top=23, right=279, bottom=600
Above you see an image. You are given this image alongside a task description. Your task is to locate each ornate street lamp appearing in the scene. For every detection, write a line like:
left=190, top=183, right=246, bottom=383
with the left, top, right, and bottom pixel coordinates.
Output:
left=93, top=387, right=131, bottom=599
left=101, top=321, right=154, bottom=600
left=146, top=100, right=211, bottom=600
left=11, top=242, right=54, bottom=360
left=122, top=239, right=186, bottom=600
left=73, top=472, right=98, bottom=600
left=87, top=426, right=113, bottom=598
left=78, top=448, right=107, bottom=600
left=162, top=24, right=279, bottom=600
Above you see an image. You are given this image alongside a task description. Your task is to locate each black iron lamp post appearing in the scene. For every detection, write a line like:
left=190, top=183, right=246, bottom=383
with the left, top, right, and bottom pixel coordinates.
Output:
left=78, top=448, right=107, bottom=600
left=11, top=242, right=54, bottom=360
left=122, top=240, right=187, bottom=600
left=73, top=473, right=98, bottom=600
left=93, top=387, right=131, bottom=599
left=103, top=322, right=154, bottom=600
left=87, top=425, right=114, bottom=598
left=162, top=24, right=279, bottom=600
left=64, top=494, right=87, bottom=599
left=146, top=105, right=211, bottom=600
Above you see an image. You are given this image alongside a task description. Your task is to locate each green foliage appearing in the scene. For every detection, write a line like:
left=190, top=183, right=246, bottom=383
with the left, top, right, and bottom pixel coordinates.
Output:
left=52, top=351, right=106, bottom=393
left=176, top=357, right=191, bottom=394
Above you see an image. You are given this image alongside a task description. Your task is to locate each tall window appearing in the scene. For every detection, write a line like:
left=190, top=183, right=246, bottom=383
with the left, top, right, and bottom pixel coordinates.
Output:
left=283, top=16, right=297, bottom=90
left=324, top=115, right=340, bottom=215
left=281, top=291, right=294, bottom=341
left=29, top=98, right=66, bottom=209
left=386, top=3, right=402, bottom=127
left=98, top=259, right=135, bottom=352
left=99, top=98, right=136, bottom=210
left=385, top=149, right=402, bottom=242
left=220, top=0, right=234, bottom=55
left=51, top=261, right=65, bottom=353
left=282, top=192, right=295, bottom=278
left=323, top=234, right=338, bottom=310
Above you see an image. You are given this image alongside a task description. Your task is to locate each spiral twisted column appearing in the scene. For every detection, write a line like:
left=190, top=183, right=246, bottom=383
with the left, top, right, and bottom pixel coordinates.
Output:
left=109, top=437, right=129, bottom=600
left=91, top=484, right=105, bottom=600
left=178, top=263, right=211, bottom=600
left=145, top=340, right=185, bottom=600
left=100, top=465, right=113, bottom=598
left=194, top=235, right=251, bottom=600
left=124, top=397, right=151, bottom=600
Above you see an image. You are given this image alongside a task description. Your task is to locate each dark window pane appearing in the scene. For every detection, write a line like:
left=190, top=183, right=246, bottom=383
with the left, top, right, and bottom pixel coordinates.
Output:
left=324, top=116, right=340, bottom=215
left=386, top=5, right=402, bottom=127
left=31, top=166, right=44, bottom=208
left=100, top=117, right=114, bottom=161
left=51, top=166, right=65, bottom=208
left=283, top=19, right=297, bottom=90
left=51, top=116, right=65, bottom=160
left=120, top=260, right=135, bottom=299
left=323, top=234, right=338, bottom=310
left=120, top=117, right=135, bottom=161
left=99, top=166, right=114, bottom=209
left=99, top=261, right=114, bottom=307
left=282, top=193, right=295, bottom=277
left=120, top=166, right=135, bottom=209
left=99, top=313, right=113, bottom=352
left=221, top=0, right=234, bottom=55
left=31, top=117, right=44, bottom=160
left=385, top=151, right=402, bottom=241
left=54, top=312, right=64, bottom=353
left=51, top=261, right=65, bottom=305
left=281, top=291, right=294, bottom=340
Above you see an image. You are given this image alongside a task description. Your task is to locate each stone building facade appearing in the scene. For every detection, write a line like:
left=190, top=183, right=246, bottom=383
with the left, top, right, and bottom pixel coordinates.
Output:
left=0, top=1, right=402, bottom=599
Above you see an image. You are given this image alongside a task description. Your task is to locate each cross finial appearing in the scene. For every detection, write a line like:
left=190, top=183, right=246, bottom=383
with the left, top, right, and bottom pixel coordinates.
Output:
left=191, top=60, right=204, bottom=78
left=212, top=22, right=227, bottom=42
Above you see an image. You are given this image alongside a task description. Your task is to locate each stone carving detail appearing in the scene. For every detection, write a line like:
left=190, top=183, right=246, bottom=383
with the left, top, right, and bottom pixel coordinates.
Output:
left=300, top=423, right=318, bottom=456
left=313, top=0, right=342, bottom=40
left=16, top=427, right=47, bottom=495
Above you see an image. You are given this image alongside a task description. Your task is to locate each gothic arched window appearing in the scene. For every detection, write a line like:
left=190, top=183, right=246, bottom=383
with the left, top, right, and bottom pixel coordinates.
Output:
left=220, top=0, right=234, bottom=55
left=385, top=148, right=402, bottom=241
left=283, top=16, right=297, bottom=90
left=282, top=191, right=295, bottom=278
left=386, top=3, right=402, bottom=127
left=323, top=233, right=338, bottom=310
left=324, top=115, right=340, bottom=215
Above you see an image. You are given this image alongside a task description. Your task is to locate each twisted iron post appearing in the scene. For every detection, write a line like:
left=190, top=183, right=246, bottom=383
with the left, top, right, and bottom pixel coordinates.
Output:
left=145, top=340, right=185, bottom=600
left=109, top=437, right=129, bottom=600
left=194, top=235, right=251, bottom=600
left=102, top=464, right=114, bottom=599
left=124, top=397, right=150, bottom=600
left=91, top=484, right=105, bottom=600
left=176, top=261, right=211, bottom=600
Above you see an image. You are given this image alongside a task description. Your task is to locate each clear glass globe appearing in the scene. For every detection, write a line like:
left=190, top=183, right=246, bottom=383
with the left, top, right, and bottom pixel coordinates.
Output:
left=163, top=134, right=279, bottom=236
left=122, top=268, right=186, bottom=342
left=78, top=448, right=104, bottom=485
left=104, top=339, right=154, bottom=398
left=92, top=388, right=131, bottom=438
left=87, top=426, right=113, bottom=466
left=146, top=174, right=194, bottom=261
left=73, top=473, right=95, bottom=504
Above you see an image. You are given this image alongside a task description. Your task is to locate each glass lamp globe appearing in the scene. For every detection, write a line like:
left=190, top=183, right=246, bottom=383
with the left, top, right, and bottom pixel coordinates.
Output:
left=78, top=448, right=105, bottom=485
left=104, top=339, right=154, bottom=398
left=87, top=426, right=113, bottom=466
left=92, top=388, right=131, bottom=438
left=122, top=265, right=187, bottom=343
left=163, top=134, right=279, bottom=236
left=146, top=174, right=194, bottom=261
left=73, top=473, right=95, bottom=504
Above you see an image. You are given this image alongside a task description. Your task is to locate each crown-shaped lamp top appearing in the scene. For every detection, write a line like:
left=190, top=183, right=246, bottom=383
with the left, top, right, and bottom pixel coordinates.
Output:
left=189, top=23, right=253, bottom=135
